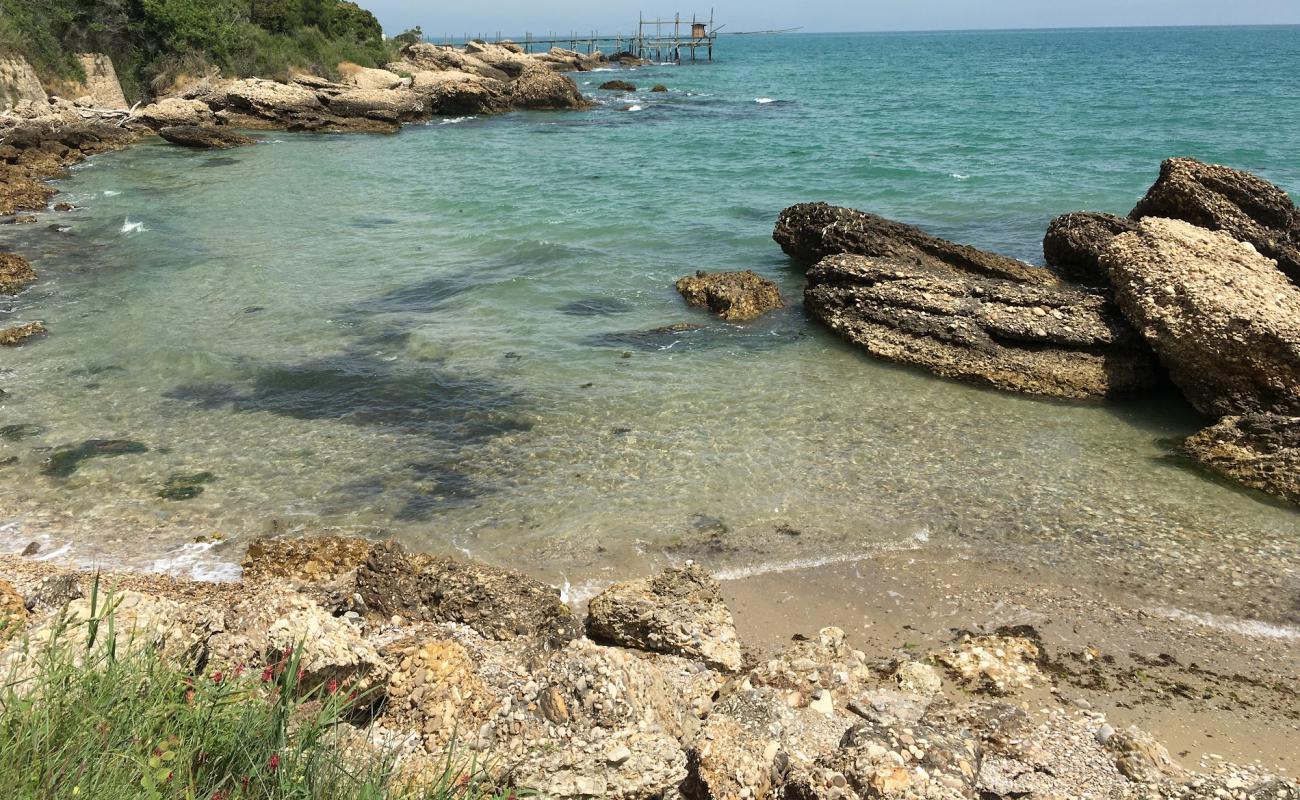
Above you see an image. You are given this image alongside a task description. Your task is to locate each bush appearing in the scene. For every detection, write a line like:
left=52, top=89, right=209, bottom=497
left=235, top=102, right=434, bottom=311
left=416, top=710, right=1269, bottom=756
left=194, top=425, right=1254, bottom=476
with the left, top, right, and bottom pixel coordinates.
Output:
left=0, top=581, right=517, bottom=800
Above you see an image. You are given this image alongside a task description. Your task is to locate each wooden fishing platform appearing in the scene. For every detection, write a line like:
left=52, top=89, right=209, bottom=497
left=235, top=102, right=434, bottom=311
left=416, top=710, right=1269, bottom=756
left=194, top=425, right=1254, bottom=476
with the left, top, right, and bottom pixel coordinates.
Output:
left=436, top=11, right=722, bottom=63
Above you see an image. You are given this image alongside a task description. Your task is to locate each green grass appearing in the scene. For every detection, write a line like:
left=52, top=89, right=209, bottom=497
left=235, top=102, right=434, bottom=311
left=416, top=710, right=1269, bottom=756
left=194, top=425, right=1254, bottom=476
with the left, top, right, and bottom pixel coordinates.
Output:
left=0, top=582, right=516, bottom=800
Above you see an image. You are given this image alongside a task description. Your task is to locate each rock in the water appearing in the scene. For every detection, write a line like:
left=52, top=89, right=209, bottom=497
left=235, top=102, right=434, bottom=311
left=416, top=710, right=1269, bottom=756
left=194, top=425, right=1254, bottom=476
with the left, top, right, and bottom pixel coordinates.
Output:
left=1184, top=413, right=1300, bottom=505
left=775, top=202, right=1061, bottom=286
left=1130, top=157, right=1300, bottom=284
left=599, top=79, right=637, bottom=91
left=0, top=252, right=36, bottom=295
left=412, top=72, right=512, bottom=115
left=1043, top=211, right=1139, bottom=285
left=675, top=270, right=784, bottom=321
left=586, top=564, right=743, bottom=671
left=1102, top=217, right=1300, bottom=415
left=40, top=438, right=148, bottom=477
left=0, top=321, right=45, bottom=346
left=157, top=471, right=216, bottom=500
left=355, top=541, right=579, bottom=643
left=804, top=254, right=1159, bottom=399
left=137, top=97, right=216, bottom=128
left=158, top=125, right=255, bottom=149
left=651, top=84, right=668, bottom=92
left=510, top=63, right=589, bottom=110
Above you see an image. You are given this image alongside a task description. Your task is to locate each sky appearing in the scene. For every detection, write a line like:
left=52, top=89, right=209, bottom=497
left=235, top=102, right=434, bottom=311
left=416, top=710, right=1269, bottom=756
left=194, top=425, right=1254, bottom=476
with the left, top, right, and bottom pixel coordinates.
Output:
left=366, top=0, right=1300, bottom=38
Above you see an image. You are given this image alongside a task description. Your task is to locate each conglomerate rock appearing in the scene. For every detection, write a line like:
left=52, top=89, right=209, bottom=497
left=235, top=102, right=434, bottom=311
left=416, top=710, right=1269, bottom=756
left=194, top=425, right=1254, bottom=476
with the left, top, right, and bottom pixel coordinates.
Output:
left=803, top=253, right=1159, bottom=399
left=1184, top=413, right=1300, bottom=506
left=675, top=270, right=785, bottom=321
left=0, top=252, right=36, bottom=295
left=1101, top=217, right=1300, bottom=416
left=1043, top=210, right=1140, bottom=285
left=1130, top=157, right=1300, bottom=284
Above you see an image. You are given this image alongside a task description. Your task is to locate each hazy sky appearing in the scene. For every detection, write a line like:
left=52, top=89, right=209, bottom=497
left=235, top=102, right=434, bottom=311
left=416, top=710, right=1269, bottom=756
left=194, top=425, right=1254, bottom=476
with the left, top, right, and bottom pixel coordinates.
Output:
left=367, top=0, right=1300, bottom=38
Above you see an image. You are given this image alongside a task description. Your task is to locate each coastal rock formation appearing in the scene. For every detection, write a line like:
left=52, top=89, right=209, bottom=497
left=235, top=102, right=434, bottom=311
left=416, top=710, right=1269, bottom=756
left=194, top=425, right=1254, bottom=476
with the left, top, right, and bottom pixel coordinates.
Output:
left=74, top=53, right=128, bottom=110
left=0, top=322, right=46, bottom=346
left=599, top=80, right=637, bottom=91
left=324, top=87, right=428, bottom=122
left=0, top=56, right=46, bottom=109
left=339, top=64, right=406, bottom=90
left=219, top=78, right=324, bottom=119
left=510, top=63, right=589, bottom=110
left=1130, top=157, right=1300, bottom=284
left=463, top=40, right=532, bottom=77
left=416, top=74, right=512, bottom=115
left=137, top=97, right=216, bottom=128
left=0, top=253, right=37, bottom=295
left=1101, top=217, right=1300, bottom=415
left=395, top=43, right=511, bottom=81
left=0, top=579, right=25, bottom=641
left=0, top=119, right=142, bottom=215
left=675, top=270, right=784, bottom=321
left=1042, top=211, right=1139, bottom=285
left=586, top=564, right=743, bottom=671
left=775, top=202, right=1060, bottom=286
left=804, top=254, right=1159, bottom=399
left=1184, top=414, right=1300, bottom=505
left=157, top=125, right=256, bottom=149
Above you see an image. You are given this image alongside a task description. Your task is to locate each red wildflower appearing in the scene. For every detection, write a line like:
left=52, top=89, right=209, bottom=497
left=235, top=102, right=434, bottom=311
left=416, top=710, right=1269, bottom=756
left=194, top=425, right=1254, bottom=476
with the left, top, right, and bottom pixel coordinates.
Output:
left=211, top=671, right=224, bottom=684
left=268, top=754, right=281, bottom=773
left=296, top=668, right=306, bottom=682
left=327, top=679, right=339, bottom=694
left=241, top=776, right=250, bottom=790
left=261, top=666, right=274, bottom=682
left=234, top=663, right=245, bottom=678
left=211, top=792, right=228, bottom=800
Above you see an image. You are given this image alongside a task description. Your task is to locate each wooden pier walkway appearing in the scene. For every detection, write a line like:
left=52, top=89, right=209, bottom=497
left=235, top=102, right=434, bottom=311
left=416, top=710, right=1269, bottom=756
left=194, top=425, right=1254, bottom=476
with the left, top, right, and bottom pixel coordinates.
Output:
left=436, top=10, right=721, bottom=63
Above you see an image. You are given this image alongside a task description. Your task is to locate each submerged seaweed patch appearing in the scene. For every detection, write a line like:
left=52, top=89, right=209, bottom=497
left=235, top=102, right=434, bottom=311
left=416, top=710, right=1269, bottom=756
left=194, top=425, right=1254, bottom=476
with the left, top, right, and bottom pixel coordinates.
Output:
left=41, top=439, right=149, bottom=478
left=0, top=424, right=43, bottom=441
left=158, top=471, right=217, bottom=501
left=558, top=298, right=634, bottom=317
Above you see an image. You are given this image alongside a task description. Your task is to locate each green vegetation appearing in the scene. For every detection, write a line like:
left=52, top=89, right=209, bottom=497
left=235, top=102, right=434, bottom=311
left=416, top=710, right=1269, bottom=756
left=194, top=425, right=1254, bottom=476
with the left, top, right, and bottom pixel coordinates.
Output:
left=0, top=582, right=514, bottom=800
left=0, top=0, right=400, bottom=102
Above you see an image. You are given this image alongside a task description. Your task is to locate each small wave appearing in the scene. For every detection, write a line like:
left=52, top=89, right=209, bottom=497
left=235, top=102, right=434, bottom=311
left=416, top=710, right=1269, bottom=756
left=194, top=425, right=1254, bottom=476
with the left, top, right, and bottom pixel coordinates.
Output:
left=438, top=116, right=476, bottom=125
left=103, top=190, right=121, bottom=197
left=755, top=97, right=777, bottom=104
left=950, top=173, right=971, bottom=181
left=148, top=541, right=241, bottom=582
left=1146, top=606, right=1300, bottom=641
left=626, top=104, right=643, bottom=112
left=120, top=218, right=146, bottom=235
left=712, top=542, right=923, bottom=582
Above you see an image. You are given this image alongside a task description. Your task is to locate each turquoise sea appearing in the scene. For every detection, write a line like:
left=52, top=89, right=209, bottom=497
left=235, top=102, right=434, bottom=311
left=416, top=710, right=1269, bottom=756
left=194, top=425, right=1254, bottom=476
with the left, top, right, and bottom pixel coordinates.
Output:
left=2, top=26, right=1299, bottom=621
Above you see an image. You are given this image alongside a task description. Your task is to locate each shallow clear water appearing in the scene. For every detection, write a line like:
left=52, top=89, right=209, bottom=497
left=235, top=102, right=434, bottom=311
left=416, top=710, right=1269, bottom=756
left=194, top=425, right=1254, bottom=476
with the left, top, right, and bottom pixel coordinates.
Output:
left=2, top=27, right=1299, bottom=620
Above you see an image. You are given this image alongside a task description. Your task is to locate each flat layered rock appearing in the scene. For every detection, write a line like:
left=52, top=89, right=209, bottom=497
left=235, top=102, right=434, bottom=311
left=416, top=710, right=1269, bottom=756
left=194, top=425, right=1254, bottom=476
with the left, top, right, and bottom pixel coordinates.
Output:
left=675, top=270, right=784, bottom=320
left=805, top=254, right=1158, bottom=399
left=324, top=88, right=428, bottom=122
left=1131, top=157, right=1300, bottom=284
left=137, top=97, right=215, bottom=128
left=1102, top=217, right=1300, bottom=415
left=1042, top=211, right=1139, bottom=285
left=775, top=202, right=1060, bottom=286
left=158, top=125, right=255, bottom=149
left=1184, top=414, right=1300, bottom=506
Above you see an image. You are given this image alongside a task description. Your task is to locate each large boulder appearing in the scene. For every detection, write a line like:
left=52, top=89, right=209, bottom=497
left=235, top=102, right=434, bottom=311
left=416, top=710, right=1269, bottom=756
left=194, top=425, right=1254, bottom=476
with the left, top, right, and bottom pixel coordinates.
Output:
left=158, top=125, right=255, bottom=149
left=1101, top=217, right=1300, bottom=415
left=775, top=202, right=1060, bottom=286
left=463, top=40, right=531, bottom=77
left=0, top=253, right=36, bottom=295
left=1042, top=211, right=1139, bottom=285
left=136, top=97, right=216, bottom=128
left=419, top=75, right=511, bottom=115
left=1184, top=413, right=1300, bottom=505
left=324, top=88, right=428, bottom=122
left=219, top=78, right=324, bottom=119
left=339, top=65, right=405, bottom=90
left=1130, top=157, right=1300, bottom=284
left=676, top=270, right=784, bottom=321
left=804, top=254, right=1159, bottom=399
left=586, top=564, right=743, bottom=671
left=510, top=63, right=589, bottom=110
left=355, top=541, right=579, bottom=644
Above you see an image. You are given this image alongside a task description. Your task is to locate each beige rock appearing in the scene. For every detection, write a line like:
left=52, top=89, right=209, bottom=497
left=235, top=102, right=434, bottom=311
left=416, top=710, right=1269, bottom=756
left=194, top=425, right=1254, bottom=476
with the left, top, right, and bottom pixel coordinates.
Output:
left=0, top=56, right=47, bottom=109
left=137, top=98, right=215, bottom=129
left=934, top=633, right=1044, bottom=696
left=325, top=88, right=428, bottom=122
left=676, top=270, right=784, bottom=321
left=0, top=321, right=46, bottom=346
left=1184, top=413, right=1300, bottom=505
left=382, top=638, right=500, bottom=751
left=0, top=579, right=27, bottom=641
left=340, top=64, right=405, bottom=90
left=1102, top=217, right=1300, bottom=415
left=0, top=253, right=37, bottom=295
left=510, top=62, right=589, bottom=110
left=75, top=54, right=128, bottom=109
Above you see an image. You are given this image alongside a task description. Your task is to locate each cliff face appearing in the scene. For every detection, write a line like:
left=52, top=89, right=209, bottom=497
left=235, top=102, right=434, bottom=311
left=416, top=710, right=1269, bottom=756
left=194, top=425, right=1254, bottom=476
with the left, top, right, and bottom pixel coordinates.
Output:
left=0, top=56, right=47, bottom=109
left=74, top=53, right=128, bottom=109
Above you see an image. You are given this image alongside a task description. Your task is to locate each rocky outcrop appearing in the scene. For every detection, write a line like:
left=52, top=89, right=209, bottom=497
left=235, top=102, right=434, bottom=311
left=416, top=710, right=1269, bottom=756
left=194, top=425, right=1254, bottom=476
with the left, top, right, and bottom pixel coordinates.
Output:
left=1184, top=414, right=1300, bottom=505
left=158, top=125, right=256, bottom=149
left=1042, top=211, right=1139, bottom=285
left=395, top=44, right=511, bottom=81
left=1, top=118, right=142, bottom=215
left=417, top=75, right=511, bottom=115
left=0, top=253, right=36, bottom=295
left=462, top=40, right=532, bottom=77
left=323, top=88, right=428, bottom=122
left=510, top=63, right=589, bottom=110
left=1130, top=157, right=1300, bottom=284
left=804, top=254, right=1159, bottom=399
left=675, top=270, right=784, bottom=321
left=0, top=322, right=46, bottom=346
left=137, top=97, right=216, bottom=128
left=339, top=64, right=405, bottom=90
left=0, top=57, right=46, bottom=109
left=775, top=202, right=1060, bottom=286
left=599, top=80, right=637, bottom=91
left=1101, top=217, right=1300, bottom=416
left=586, top=564, right=743, bottom=671
left=74, top=53, right=128, bottom=109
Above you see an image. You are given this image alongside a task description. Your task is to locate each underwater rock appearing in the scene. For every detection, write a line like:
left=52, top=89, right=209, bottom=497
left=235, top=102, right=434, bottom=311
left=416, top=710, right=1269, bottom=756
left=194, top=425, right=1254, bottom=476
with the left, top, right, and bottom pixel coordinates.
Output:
left=1043, top=211, right=1139, bottom=286
left=675, top=270, right=784, bottom=321
left=40, top=438, right=148, bottom=477
left=805, top=254, right=1159, bottom=399
left=1184, top=413, right=1300, bottom=506
left=157, top=471, right=217, bottom=501
left=1102, top=217, right=1300, bottom=415
left=559, top=297, right=634, bottom=316
left=0, top=252, right=36, bottom=295
left=775, top=201, right=1061, bottom=286
left=157, top=125, right=255, bottom=149
left=588, top=322, right=705, bottom=350
left=1130, top=157, right=1300, bottom=284
left=0, top=423, right=43, bottom=441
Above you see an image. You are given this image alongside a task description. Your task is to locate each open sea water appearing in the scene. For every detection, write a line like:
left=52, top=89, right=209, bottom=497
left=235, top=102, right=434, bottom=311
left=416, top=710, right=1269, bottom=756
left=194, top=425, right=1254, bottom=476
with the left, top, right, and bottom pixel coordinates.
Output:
left=2, top=27, right=1299, bottom=621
